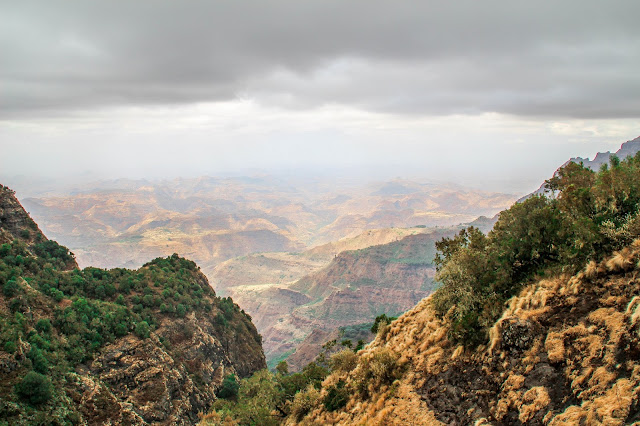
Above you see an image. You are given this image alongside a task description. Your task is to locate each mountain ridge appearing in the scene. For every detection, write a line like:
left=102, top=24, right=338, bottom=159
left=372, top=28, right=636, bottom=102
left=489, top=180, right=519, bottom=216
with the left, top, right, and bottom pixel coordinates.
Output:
left=0, top=184, right=266, bottom=425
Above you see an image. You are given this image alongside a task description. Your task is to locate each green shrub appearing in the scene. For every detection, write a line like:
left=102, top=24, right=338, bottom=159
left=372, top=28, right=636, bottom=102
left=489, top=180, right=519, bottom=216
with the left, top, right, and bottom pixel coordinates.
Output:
left=28, top=347, right=49, bottom=374
left=217, top=374, right=239, bottom=399
left=134, top=321, right=150, bottom=339
left=323, top=380, right=348, bottom=411
left=3, top=279, right=19, bottom=297
left=4, top=341, right=17, bottom=353
left=15, top=372, right=53, bottom=405
left=291, top=384, right=320, bottom=420
left=35, top=319, right=52, bottom=334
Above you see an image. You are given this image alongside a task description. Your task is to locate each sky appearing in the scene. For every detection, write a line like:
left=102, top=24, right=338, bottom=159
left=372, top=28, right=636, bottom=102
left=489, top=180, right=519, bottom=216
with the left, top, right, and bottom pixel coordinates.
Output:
left=1, top=0, right=640, bottom=195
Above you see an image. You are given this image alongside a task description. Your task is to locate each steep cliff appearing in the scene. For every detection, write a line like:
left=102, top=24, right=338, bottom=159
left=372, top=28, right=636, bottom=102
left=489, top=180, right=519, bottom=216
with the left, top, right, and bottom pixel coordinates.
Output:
left=0, top=185, right=265, bottom=425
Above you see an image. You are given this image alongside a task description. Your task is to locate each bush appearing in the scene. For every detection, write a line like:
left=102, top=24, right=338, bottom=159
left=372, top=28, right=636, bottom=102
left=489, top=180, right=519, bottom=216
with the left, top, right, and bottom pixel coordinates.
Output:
left=28, top=347, right=49, bottom=374
left=369, top=348, right=399, bottom=383
left=353, top=348, right=402, bottom=396
left=3, top=279, right=20, bottom=297
left=329, top=349, right=357, bottom=373
left=371, top=314, right=398, bottom=334
left=35, top=319, right=52, bottom=334
left=4, top=341, right=17, bottom=353
left=15, top=371, right=53, bottom=405
left=134, top=321, right=150, bottom=339
left=217, top=374, right=239, bottom=399
left=291, top=384, right=320, bottom=420
left=323, top=380, right=348, bottom=411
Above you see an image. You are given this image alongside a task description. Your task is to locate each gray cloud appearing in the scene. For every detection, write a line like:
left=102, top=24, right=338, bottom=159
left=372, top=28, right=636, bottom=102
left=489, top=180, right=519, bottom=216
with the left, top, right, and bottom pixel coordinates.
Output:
left=2, top=0, right=639, bottom=118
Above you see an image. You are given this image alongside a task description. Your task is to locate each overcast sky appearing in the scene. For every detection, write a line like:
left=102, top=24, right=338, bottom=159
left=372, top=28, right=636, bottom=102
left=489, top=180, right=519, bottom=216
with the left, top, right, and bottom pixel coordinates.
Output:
left=1, top=1, right=639, bottom=194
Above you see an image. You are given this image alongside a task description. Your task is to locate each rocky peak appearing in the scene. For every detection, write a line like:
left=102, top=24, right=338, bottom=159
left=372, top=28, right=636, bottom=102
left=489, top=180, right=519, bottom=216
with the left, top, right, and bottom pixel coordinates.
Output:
left=520, top=135, right=640, bottom=201
left=0, top=185, right=43, bottom=243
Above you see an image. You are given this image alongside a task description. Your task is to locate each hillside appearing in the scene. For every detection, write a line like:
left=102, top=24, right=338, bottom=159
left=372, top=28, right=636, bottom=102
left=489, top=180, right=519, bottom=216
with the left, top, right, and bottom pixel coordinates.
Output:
left=239, top=225, right=498, bottom=368
left=291, top=246, right=640, bottom=424
left=0, top=185, right=265, bottom=425
left=215, top=220, right=496, bottom=369
left=210, top=227, right=438, bottom=297
left=281, top=150, right=640, bottom=425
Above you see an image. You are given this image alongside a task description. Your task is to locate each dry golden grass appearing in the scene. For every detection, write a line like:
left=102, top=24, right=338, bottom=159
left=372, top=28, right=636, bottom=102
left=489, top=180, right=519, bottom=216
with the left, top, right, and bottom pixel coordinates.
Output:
left=545, top=332, right=565, bottom=363
left=291, top=240, right=640, bottom=425
left=518, top=386, right=551, bottom=423
left=585, top=260, right=599, bottom=279
left=606, top=247, right=635, bottom=272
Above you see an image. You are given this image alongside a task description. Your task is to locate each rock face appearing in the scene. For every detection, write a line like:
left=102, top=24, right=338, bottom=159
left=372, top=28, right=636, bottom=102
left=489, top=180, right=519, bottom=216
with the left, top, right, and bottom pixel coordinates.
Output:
left=263, top=230, right=459, bottom=368
left=0, top=185, right=266, bottom=425
left=569, top=136, right=640, bottom=170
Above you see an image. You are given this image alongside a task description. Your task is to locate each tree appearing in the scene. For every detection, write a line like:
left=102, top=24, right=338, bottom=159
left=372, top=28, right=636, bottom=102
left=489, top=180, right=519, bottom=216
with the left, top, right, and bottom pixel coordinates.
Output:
left=371, top=314, right=398, bottom=334
left=15, top=372, right=53, bottom=405
left=134, top=321, right=150, bottom=339
left=217, top=374, right=239, bottom=399
left=276, top=361, right=289, bottom=375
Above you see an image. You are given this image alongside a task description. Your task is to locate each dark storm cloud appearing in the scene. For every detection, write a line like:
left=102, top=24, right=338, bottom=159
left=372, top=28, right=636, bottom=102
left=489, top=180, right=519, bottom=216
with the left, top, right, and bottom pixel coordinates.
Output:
left=2, top=0, right=639, bottom=118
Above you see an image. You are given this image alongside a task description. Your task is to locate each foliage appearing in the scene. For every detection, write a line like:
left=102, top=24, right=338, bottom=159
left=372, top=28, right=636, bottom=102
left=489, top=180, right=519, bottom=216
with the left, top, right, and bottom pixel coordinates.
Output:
left=329, top=349, right=358, bottom=373
left=0, top=233, right=256, bottom=423
left=212, top=370, right=281, bottom=425
left=15, top=372, right=53, bottom=405
left=290, top=384, right=320, bottom=420
left=217, top=374, right=239, bottom=400
left=433, top=153, right=640, bottom=346
left=275, top=360, right=288, bottom=375
left=323, top=380, right=348, bottom=411
left=371, top=314, right=398, bottom=334
left=134, top=321, right=150, bottom=339
left=209, top=361, right=329, bottom=423
left=352, top=348, right=402, bottom=396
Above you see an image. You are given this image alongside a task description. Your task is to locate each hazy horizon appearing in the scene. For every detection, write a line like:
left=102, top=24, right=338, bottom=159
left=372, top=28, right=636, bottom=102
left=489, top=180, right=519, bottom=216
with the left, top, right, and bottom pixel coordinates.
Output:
left=2, top=1, right=639, bottom=196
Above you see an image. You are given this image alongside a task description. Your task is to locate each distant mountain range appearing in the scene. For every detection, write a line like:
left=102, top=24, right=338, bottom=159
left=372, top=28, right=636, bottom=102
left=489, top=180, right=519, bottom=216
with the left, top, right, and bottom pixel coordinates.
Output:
left=15, top=177, right=514, bottom=275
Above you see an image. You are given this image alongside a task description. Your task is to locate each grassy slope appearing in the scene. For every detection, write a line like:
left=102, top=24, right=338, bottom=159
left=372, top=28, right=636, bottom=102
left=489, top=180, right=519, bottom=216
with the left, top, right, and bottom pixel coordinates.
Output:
left=292, top=243, right=640, bottom=424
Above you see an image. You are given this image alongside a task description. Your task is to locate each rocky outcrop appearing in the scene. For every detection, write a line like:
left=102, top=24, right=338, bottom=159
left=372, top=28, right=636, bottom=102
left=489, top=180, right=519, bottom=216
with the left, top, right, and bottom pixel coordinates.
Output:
left=0, top=185, right=42, bottom=243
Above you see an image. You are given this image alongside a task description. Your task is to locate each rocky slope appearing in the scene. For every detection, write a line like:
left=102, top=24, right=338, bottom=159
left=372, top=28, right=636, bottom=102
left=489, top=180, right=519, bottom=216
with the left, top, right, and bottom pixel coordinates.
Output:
left=291, top=243, right=640, bottom=425
left=0, top=184, right=265, bottom=425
